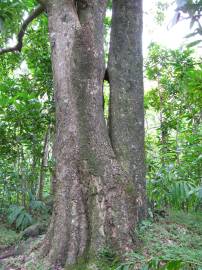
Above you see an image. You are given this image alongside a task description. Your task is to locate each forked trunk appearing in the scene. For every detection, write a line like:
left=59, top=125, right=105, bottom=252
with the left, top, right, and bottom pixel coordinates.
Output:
left=40, top=0, right=138, bottom=267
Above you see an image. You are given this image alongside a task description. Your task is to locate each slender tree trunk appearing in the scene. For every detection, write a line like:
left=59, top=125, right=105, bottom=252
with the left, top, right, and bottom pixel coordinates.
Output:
left=40, top=0, right=139, bottom=268
left=108, top=0, right=146, bottom=221
left=20, top=146, right=27, bottom=208
left=31, top=154, right=38, bottom=194
left=176, top=129, right=180, bottom=165
left=158, top=82, right=168, bottom=165
left=37, top=127, right=50, bottom=201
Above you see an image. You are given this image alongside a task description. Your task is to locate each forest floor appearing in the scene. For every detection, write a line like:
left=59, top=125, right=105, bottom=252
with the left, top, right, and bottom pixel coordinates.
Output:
left=129, top=210, right=202, bottom=269
left=0, top=210, right=202, bottom=270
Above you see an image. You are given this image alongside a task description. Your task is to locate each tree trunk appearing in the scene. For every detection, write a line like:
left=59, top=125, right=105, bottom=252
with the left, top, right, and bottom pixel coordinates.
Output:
left=108, top=0, right=146, bottom=221
left=37, top=127, right=50, bottom=201
left=158, top=84, right=168, bottom=165
left=39, top=0, right=139, bottom=268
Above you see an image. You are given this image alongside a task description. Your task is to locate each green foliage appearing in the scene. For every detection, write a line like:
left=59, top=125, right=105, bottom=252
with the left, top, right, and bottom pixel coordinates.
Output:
left=0, top=0, right=54, bottom=213
left=28, top=192, right=46, bottom=212
left=155, top=1, right=170, bottom=25
left=145, top=43, right=202, bottom=211
left=0, top=0, right=37, bottom=37
left=29, top=199, right=46, bottom=212
left=8, top=205, right=33, bottom=230
left=7, top=192, right=48, bottom=231
left=97, top=247, right=120, bottom=270
left=115, top=211, right=202, bottom=270
left=116, top=255, right=201, bottom=270
left=0, top=225, right=19, bottom=246
left=116, top=262, right=134, bottom=270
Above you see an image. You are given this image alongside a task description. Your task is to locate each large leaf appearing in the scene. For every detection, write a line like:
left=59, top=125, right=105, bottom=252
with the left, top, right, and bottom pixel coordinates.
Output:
left=8, top=205, right=24, bottom=225
left=15, top=211, right=25, bottom=229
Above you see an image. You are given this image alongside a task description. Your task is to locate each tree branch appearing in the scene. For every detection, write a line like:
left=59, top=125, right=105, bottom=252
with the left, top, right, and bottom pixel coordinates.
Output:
left=0, top=4, right=45, bottom=55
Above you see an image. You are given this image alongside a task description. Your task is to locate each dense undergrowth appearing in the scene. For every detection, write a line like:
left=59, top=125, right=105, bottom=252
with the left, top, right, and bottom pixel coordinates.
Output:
left=94, top=211, right=202, bottom=270
left=0, top=225, right=19, bottom=247
left=0, top=210, right=202, bottom=270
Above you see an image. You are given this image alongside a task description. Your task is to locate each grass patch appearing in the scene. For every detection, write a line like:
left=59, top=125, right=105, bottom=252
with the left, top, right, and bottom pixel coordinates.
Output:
left=121, top=210, right=202, bottom=269
left=168, top=210, right=202, bottom=235
left=0, top=225, right=19, bottom=247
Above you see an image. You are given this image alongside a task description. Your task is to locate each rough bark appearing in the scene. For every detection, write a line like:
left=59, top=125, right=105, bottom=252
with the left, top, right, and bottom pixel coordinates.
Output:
left=108, top=0, right=147, bottom=222
left=40, top=0, right=138, bottom=268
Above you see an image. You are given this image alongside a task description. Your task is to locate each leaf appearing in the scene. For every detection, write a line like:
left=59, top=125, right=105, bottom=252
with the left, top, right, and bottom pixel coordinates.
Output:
left=15, top=211, right=25, bottom=229
left=0, top=16, right=4, bottom=32
left=21, top=213, right=33, bottom=230
left=164, top=260, right=183, bottom=270
left=116, top=264, right=125, bottom=270
left=168, top=12, right=181, bottom=29
left=7, top=205, right=33, bottom=230
left=30, top=199, right=46, bottom=211
left=187, top=40, right=202, bottom=48
left=115, top=263, right=134, bottom=270
left=190, top=17, right=196, bottom=29
left=184, top=31, right=198, bottom=38
left=148, top=258, right=160, bottom=269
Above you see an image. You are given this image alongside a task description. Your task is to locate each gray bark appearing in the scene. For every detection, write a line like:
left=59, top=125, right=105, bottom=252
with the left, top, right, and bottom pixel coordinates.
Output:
left=108, top=0, right=147, bottom=221
left=40, top=0, right=139, bottom=268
